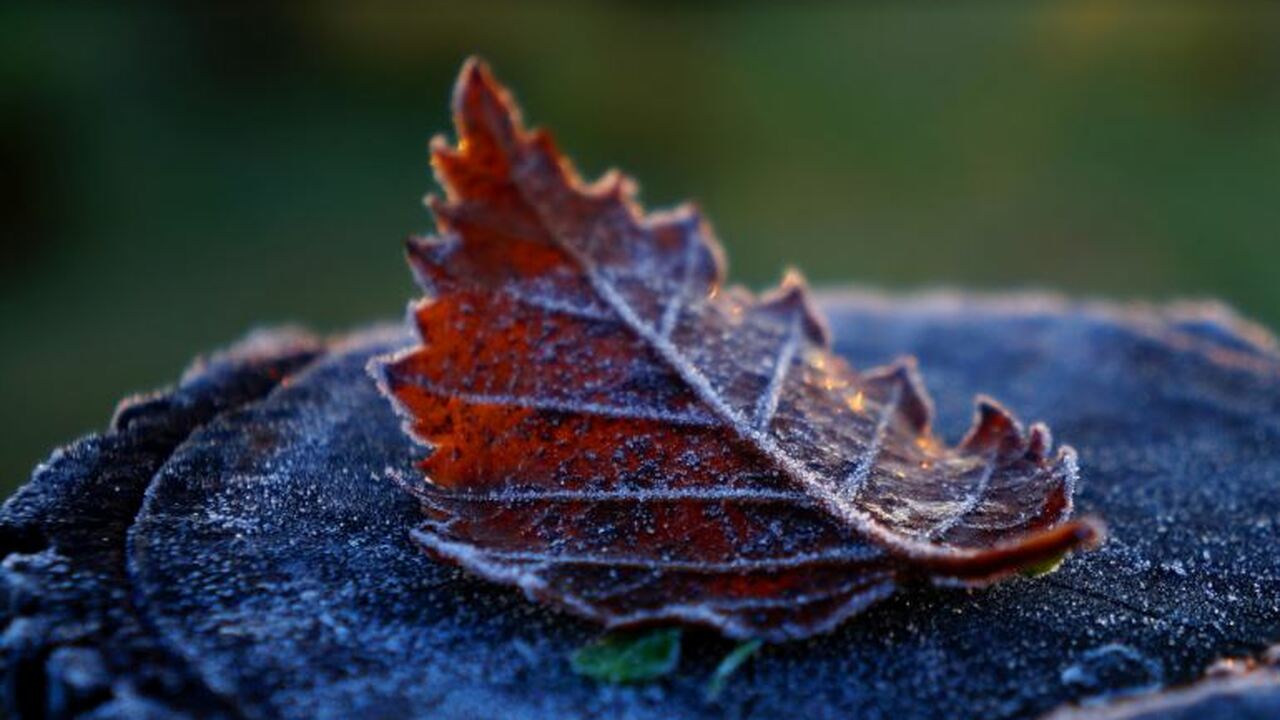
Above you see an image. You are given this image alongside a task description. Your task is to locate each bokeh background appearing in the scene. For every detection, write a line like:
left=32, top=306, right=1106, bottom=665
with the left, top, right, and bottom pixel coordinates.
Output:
left=2, top=2, right=1278, bottom=496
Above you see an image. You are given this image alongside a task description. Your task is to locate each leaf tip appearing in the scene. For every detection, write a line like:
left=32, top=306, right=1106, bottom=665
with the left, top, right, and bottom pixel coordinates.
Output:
left=455, top=56, right=503, bottom=113
left=862, top=357, right=934, bottom=433
left=458, top=54, right=488, bottom=84
left=758, top=268, right=830, bottom=345
left=1026, top=421, right=1053, bottom=461
left=451, top=55, right=521, bottom=153
left=960, top=395, right=1026, bottom=457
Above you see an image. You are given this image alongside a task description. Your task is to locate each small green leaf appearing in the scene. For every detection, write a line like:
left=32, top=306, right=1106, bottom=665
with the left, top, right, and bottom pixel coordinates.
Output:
left=570, top=628, right=682, bottom=683
left=1021, top=553, right=1067, bottom=578
left=704, top=638, right=763, bottom=702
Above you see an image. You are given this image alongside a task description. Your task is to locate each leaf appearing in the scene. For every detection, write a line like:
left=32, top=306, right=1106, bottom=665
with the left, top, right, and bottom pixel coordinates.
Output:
left=374, top=57, right=1104, bottom=642
left=1020, top=553, right=1068, bottom=578
left=570, top=628, right=682, bottom=683
left=705, top=639, right=763, bottom=702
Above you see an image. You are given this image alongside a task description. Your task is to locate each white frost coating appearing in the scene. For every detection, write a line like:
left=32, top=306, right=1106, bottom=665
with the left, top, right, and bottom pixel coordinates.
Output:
left=419, top=487, right=813, bottom=504
left=396, top=376, right=718, bottom=427
left=751, top=315, right=802, bottom=431
left=657, top=225, right=704, bottom=339
left=502, top=286, right=616, bottom=322
left=1056, top=447, right=1081, bottom=525
left=367, top=347, right=434, bottom=452
left=925, top=453, right=998, bottom=540
left=920, top=450, right=1077, bottom=537
left=533, top=211, right=1041, bottom=563
left=841, top=381, right=902, bottom=502
left=603, top=579, right=896, bottom=641
left=414, top=525, right=897, bottom=641
left=410, top=527, right=884, bottom=571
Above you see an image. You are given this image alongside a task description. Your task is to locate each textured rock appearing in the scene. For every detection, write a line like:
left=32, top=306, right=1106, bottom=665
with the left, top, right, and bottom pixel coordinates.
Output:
left=3, top=291, right=1279, bottom=719
left=0, top=328, right=323, bottom=719
left=1045, top=660, right=1280, bottom=720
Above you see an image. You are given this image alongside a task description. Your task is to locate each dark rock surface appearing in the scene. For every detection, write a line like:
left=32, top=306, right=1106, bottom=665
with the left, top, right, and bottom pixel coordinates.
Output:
left=3, top=291, right=1278, bottom=719
left=0, top=328, right=324, bottom=719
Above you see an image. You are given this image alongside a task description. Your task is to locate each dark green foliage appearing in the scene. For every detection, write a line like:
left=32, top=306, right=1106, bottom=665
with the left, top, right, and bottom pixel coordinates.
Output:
left=570, top=629, right=683, bottom=684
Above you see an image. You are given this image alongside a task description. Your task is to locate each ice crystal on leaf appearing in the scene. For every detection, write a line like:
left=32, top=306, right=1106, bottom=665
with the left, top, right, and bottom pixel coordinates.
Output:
left=374, top=58, right=1103, bottom=642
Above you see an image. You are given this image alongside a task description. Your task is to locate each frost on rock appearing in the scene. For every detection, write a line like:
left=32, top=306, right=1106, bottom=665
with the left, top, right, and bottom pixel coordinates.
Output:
left=4, top=292, right=1279, bottom=719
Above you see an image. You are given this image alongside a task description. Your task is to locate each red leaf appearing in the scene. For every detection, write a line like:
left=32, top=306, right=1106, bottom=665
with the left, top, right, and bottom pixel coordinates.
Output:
left=374, top=58, right=1104, bottom=641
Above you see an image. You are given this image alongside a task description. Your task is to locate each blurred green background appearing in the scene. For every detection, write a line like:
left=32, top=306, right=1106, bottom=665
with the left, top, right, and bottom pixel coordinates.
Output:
left=2, top=1, right=1278, bottom=497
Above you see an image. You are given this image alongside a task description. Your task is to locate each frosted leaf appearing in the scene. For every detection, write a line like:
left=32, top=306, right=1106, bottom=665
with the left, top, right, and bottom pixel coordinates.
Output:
left=373, top=58, right=1102, bottom=641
